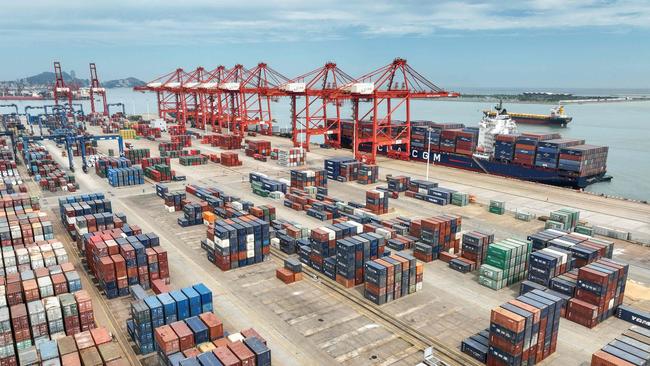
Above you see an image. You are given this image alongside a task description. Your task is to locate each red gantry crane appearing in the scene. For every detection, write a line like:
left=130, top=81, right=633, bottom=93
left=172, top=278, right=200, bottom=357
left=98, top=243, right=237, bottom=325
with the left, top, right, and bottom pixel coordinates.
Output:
left=282, top=62, right=355, bottom=150
left=135, top=68, right=188, bottom=123
left=89, top=63, right=108, bottom=116
left=221, top=63, right=289, bottom=136
left=341, top=58, right=459, bottom=164
left=53, top=61, right=74, bottom=111
left=174, top=66, right=206, bottom=128
left=196, top=65, right=229, bottom=131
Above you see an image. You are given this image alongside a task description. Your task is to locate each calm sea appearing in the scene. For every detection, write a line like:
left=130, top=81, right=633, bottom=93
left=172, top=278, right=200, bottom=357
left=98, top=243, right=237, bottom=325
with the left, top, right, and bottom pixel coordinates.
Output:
left=11, top=88, right=650, bottom=201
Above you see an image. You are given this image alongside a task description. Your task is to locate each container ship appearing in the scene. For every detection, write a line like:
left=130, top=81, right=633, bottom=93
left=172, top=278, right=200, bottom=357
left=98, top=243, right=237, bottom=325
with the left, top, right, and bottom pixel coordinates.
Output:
left=331, top=111, right=609, bottom=189
left=483, top=101, right=572, bottom=127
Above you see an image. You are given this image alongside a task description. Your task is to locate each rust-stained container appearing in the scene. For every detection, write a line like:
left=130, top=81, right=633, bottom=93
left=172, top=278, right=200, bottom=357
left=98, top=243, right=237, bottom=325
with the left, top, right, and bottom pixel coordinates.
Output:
left=74, top=330, right=95, bottom=350
left=10, top=303, right=30, bottom=342
left=98, top=342, right=121, bottom=363
left=183, top=347, right=201, bottom=358
left=23, top=279, right=39, bottom=301
left=228, top=341, right=255, bottom=366
left=58, top=335, right=78, bottom=356
left=79, top=346, right=103, bottom=366
left=6, top=281, right=23, bottom=305
left=214, top=346, right=241, bottom=366
left=199, top=312, right=224, bottom=341
left=74, top=290, right=93, bottom=312
left=61, top=352, right=82, bottom=366
left=490, top=307, right=525, bottom=333
left=52, top=273, right=69, bottom=295
left=170, top=320, right=194, bottom=351
left=90, top=327, right=112, bottom=345
left=240, top=328, right=266, bottom=345
left=61, top=262, right=75, bottom=272
left=154, top=324, right=180, bottom=355
left=213, top=338, right=231, bottom=348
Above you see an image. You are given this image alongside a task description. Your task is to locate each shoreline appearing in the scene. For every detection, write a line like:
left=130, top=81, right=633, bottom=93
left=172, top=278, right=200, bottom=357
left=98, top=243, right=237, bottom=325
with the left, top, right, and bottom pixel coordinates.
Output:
left=440, top=96, right=650, bottom=104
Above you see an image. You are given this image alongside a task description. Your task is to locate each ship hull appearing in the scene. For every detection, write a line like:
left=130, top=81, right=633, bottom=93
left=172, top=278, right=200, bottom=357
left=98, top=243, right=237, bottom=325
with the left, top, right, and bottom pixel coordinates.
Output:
left=510, top=116, right=572, bottom=127
left=373, top=145, right=602, bottom=189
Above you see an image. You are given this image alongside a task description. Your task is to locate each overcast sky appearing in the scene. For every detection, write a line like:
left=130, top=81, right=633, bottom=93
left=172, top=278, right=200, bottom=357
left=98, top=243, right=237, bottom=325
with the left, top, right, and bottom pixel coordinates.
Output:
left=2, top=0, right=649, bottom=89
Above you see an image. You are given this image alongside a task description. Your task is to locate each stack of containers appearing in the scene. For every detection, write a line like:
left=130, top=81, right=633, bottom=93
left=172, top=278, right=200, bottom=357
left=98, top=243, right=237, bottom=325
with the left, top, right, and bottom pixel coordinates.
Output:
left=94, top=157, right=132, bottom=178
left=85, top=232, right=168, bottom=298
left=494, top=134, right=518, bottom=162
left=357, top=164, right=379, bottom=184
left=566, top=258, right=628, bottom=328
left=128, top=283, right=213, bottom=355
left=547, top=208, right=580, bottom=231
left=159, top=142, right=184, bottom=158
left=119, top=129, right=137, bottom=139
left=558, top=145, right=609, bottom=177
left=489, top=200, right=506, bottom=215
left=144, top=163, right=174, bottom=182
left=455, top=129, right=478, bottom=155
left=157, top=327, right=270, bottom=366
left=486, top=289, right=564, bottom=365
left=23, top=143, right=77, bottom=192
left=290, top=169, right=327, bottom=189
left=526, top=247, right=573, bottom=287
left=411, top=215, right=462, bottom=262
left=278, top=148, right=306, bottom=167
left=179, top=155, right=209, bottom=166
left=334, top=232, right=385, bottom=287
left=534, top=139, right=584, bottom=169
left=206, top=133, right=242, bottom=150
left=107, top=166, right=145, bottom=187
left=439, top=129, right=460, bottom=152
left=591, top=326, right=650, bottom=366
left=324, top=157, right=356, bottom=180
left=461, top=329, right=490, bottom=363
left=387, top=175, right=410, bottom=192
left=178, top=203, right=204, bottom=227
left=452, top=231, right=494, bottom=273
left=244, top=140, right=271, bottom=156
left=363, top=253, right=423, bottom=305
left=250, top=172, right=287, bottom=197
left=478, top=238, right=532, bottom=290
left=527, top=229, right=614, bottom=267
left=276, top=258, right=303, bottom=284
left=365, top=190, right=389, bottom=215
left=220, top=152, right=242, bottom=167
left=203, top=215, right=270, bottom=271
left=513, top=135, right=540, bottom=166
left=171, top=134, right=192, bottom=148
left=124, top=148, right=151, bottom=165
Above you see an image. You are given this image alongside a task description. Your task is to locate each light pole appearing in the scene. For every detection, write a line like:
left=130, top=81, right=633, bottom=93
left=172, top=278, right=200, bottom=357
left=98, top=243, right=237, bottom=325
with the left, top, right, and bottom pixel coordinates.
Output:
left=425, top=127, right=431, bottom=181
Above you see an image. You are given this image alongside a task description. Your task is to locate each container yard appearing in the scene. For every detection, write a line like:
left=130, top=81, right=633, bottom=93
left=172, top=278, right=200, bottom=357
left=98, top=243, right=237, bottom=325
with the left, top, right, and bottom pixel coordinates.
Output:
left=0, top=59, right=648, bottom=366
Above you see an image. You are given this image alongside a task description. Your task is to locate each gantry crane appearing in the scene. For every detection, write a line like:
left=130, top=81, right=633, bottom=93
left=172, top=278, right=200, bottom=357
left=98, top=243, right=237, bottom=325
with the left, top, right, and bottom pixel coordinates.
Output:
left=53, top=61, right=74, bottom=112
left=135, top=68, right=189, bottom=125
left=282, top=62, right=355, bottom=150
left=196, top=65, right=229, bottom=131
left=340, top=58, right=459, bottom=164
left=220, top=63, right=289, bottom=136
left=89, top=63, right=109, bottom=116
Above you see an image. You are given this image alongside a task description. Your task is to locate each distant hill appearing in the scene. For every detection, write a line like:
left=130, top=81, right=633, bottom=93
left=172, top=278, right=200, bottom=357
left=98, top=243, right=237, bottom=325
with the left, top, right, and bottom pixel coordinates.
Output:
left=2, top=71, right=144, bottom=89
left=22, top=71, right=88, bottom=87
left=103, top=77, right=145, bottom=88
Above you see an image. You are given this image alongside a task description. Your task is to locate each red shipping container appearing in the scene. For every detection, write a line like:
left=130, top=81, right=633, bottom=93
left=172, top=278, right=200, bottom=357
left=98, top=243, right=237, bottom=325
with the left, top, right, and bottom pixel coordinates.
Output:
left=170, top=321, right=194, bottom=351
left=227, top=342, right=255, bottom=366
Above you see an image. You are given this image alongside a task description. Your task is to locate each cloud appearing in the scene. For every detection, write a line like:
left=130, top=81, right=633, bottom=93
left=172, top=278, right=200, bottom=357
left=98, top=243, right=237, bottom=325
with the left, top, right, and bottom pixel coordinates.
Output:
left=2, top=0, right=650, bottom=46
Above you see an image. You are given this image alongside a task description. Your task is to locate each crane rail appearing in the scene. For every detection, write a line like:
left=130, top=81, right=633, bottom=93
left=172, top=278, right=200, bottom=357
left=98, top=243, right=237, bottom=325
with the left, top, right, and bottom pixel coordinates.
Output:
left=270, top=247, right=483, bottom=366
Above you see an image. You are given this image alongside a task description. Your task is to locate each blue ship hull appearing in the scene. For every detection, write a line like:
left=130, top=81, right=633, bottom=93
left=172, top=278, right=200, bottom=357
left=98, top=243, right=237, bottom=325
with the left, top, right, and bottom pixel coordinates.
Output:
left=375, top=145, right=605, bottom=189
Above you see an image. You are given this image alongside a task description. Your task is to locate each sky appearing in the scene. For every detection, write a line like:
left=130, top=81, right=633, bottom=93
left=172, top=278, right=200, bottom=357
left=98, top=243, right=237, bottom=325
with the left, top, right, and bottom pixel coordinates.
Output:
left=1, top=0, right=650, bottom=89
